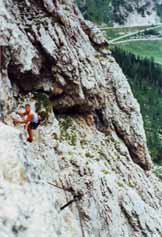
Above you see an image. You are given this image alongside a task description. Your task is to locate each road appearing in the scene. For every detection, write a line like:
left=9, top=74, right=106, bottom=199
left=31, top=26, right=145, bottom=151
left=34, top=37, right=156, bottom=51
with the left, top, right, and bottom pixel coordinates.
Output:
left=108, top=24, right=162, bottom=43
left=110, top=37, right=162, bottom=45
left=99, top=23, right=162, bottom=31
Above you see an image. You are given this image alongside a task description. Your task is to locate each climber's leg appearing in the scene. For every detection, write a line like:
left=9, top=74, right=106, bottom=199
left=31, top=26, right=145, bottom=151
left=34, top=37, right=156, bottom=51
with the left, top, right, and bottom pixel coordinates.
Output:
left=27, top=123, right=33, bottom=142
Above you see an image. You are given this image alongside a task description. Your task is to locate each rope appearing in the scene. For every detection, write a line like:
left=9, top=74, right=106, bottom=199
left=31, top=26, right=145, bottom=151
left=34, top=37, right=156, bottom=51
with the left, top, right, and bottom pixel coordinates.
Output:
left=60, top=194, right=83, bottom=211
left=47, top=181, right=83, bottom=211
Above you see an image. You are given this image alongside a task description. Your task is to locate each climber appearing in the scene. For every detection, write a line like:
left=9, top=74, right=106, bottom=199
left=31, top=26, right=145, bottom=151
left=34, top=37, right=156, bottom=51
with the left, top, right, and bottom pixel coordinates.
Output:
left=0, top=101, right=5, bottom=123
left=86, top=113, right=95, bottom=127
left=13, top=104, right=41, bottom=143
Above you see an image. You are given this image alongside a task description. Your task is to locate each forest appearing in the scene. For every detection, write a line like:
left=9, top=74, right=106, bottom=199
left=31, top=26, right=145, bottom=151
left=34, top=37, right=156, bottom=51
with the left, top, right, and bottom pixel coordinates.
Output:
left=112, top=47, right=162, bottom=164
left=76, top=0, right=113, bottom=25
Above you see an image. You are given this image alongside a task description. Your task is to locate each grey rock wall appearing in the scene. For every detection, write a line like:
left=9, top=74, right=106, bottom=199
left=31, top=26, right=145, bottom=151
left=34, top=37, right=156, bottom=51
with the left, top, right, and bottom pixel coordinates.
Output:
left=0, top=1, right=161, bottom=236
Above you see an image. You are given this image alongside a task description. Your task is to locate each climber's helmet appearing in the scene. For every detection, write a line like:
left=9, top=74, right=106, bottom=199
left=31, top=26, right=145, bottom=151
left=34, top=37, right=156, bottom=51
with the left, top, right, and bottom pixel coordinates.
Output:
left=25, top=104, right=31, bottom=114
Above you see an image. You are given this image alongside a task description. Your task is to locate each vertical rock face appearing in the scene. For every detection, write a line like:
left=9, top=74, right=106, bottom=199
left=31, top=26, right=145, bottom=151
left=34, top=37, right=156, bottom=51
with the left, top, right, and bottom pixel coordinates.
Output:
left=77, top=0, right=162, bottom=26
left=113, top=0, right=161, bottom=26
left=0, top=117, right=162, bottom=237
left=0, top=0, right=162, bottom=236
left=0, top=0, right=152, bottom=170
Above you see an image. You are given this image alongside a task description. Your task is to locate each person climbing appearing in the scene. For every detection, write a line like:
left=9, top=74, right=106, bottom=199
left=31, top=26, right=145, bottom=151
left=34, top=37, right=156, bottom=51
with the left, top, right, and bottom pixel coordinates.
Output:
left=13, top=104, right=41, bottom=143
left=0, top=101, right=5, bottom=123
left=86, top=113, right=95, bottom=127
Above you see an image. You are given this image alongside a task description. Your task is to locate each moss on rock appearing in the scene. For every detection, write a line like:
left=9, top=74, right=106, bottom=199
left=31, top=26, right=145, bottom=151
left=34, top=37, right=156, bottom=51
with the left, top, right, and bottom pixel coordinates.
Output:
left=34, top=92, right=52, bottom=123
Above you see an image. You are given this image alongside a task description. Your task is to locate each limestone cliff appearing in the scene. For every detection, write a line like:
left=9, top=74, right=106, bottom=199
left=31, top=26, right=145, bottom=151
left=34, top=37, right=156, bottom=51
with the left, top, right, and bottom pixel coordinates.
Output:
left=0, top=0, right=162, bottom=236
left=77, top=0, right=162, bottom=26
left=113, top=0, right=162, bottom=26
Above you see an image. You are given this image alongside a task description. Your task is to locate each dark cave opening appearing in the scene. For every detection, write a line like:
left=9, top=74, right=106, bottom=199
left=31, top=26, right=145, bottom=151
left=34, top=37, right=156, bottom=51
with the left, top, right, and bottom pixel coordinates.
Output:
left=7, top=59, right=108, bottom=131
left=7, top=63, right=40, bottom=93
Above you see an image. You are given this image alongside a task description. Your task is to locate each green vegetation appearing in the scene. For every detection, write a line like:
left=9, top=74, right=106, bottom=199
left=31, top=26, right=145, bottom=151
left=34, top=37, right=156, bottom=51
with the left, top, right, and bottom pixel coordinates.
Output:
left=77, top=0, right=162, bottom=25
left=34, top=92, right=52, bottom=122
left=59, top=117, right=77, bottom=146
left=105, top=28, right=125, bottom=40
left=101, top=169, right=109, bottom=175
left=116, top=40, right=162, bottom=65
left=76, top=0, right=113, bottom=25
left=76, top=0, right=162, bottom=27
left=112, top=47, right=162, bottom=164
left=117, top=181, right=124, bottom=188
left=104, top=24, right=162, bottom=41
left=157, top=4, right=162, bottom=22
left=154, top=167, right=162, bottom=181
left=76, top=0, right=162, bottom=165
left=112, top=0, right=133, bottom=25
left=106, top=23, right=162, bottom=36
left=85, top=152, right=94, bottom=158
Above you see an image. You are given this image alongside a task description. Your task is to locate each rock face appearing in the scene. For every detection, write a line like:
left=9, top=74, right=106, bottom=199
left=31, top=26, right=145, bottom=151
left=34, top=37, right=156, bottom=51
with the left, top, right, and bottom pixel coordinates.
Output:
left=113, top=0, right=162, bottom=26
left=77, top=0, right=162, bottom=26
left=0, top=117, right=162, bottom=237
left=0, top=0, right=162, bottom=236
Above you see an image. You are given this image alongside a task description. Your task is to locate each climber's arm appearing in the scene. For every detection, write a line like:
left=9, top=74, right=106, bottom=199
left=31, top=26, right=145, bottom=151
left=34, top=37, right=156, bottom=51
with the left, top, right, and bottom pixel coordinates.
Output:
left=14, top=114, right=33, bottom=124
left=16, top=111, right=27, bottom=116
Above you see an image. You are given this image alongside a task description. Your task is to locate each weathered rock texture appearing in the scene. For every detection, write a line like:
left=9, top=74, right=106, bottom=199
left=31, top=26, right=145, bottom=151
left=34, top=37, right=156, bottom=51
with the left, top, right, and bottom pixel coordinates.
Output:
left=77, top=0, right=162, bottom=26
left=0, top=0, right=162, bottom=236
left=0, top=115, right=162, bottom=237
left=113, top=0, right=162, bottom=26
